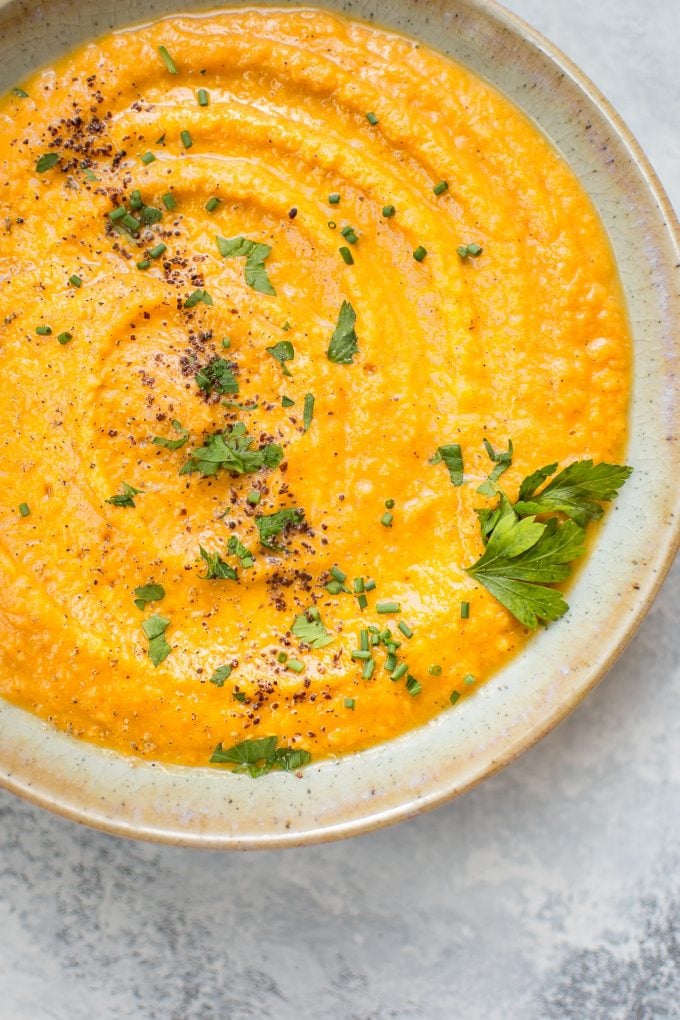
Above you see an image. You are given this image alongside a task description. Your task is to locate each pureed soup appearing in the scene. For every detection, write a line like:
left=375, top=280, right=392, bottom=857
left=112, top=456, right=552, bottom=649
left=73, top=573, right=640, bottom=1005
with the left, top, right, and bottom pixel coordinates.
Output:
left=0, top=8, right=631, bottom=773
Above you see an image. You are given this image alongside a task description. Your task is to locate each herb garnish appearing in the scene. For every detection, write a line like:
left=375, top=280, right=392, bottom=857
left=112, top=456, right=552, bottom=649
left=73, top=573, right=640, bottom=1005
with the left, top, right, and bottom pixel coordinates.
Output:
left=195, top=356, right=239, bottom=396
left=512, top=460, right=633, bottom=526
left=327, top=300, right=358, bottom=364
left=255, top=508, right=305, bottom=550
left=158, top=45, right=178, bottom=74
left=106, top=482, right=142, bottom=508
left=433, top=180, right=449, bottom=195
left=199, top=545, right=238, bottom=581
left=133, top=583, right=166, bottom=611
left=216, top=235, right=276, bottom=295
left=209, top=665, right=232, bottom=686
left=142, top=614, right=172, bottom=666
left=291, top=608, right=334, bottom=648
left=477, top=439, right=513, bottom=496
left=339, top=247, right=354, bottom=265
left=184, top=289, right=213, bottom=308
left=430, top=444, right=464, bottom=486
left=36, top=153, right=60, bottom=173
left=413, top=245, right=427, bottom=262
left=13, top=87, right=29, bottom=98
left=303, top=393, right=314, bottom=432
left=18, top=503, right=30, bottom=518
left=210, top=735, right=311, bottom=776
left=227, top=535, right=255, bottom=569
left=152, top=419, right=190, bottom=450
left=457, top=243, right=483, bottom=259
left=181, top=424, right=283, bottom=478
left=266, top=340, right=294, bottom=377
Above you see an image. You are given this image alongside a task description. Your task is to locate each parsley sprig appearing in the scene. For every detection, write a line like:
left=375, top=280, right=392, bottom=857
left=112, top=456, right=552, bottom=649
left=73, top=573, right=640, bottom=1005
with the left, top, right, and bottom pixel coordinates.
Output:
left=216, top=235, right=276, bottom=295
left=210, top=735, right=311, bottom=776
left=180, top=423, right=283, bottom=478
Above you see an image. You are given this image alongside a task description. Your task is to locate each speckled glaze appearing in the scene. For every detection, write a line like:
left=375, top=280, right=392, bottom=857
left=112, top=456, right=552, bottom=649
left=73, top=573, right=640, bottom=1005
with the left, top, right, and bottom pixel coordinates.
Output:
left=0, top=0, right=677, bottom=848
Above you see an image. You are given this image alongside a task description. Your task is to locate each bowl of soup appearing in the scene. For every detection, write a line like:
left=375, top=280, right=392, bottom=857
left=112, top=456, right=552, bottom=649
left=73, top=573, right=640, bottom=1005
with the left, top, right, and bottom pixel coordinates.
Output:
left=0, top=0, right=677, bottom=847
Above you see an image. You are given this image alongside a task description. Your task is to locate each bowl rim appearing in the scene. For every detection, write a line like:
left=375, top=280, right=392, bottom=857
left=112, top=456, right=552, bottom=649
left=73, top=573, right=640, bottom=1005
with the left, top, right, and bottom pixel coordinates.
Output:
left=0, top=0, right=678, bottom=848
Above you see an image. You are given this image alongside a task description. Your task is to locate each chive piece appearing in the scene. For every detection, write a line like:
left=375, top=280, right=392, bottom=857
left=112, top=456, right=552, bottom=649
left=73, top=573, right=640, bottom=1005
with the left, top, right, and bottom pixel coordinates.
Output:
left=149, top=243, right=167, bottom=260
left=158, top=45, right=178, bottom=74
left=122, top=213, right=141, bottom=232
left=328, top=193, right=340, bottom=205
left=353, top=577, right=364, bottom=594
left=277, top=651, right=288, bottom=663
left=13, top=88, right=29, bottom=98
left=382, top=205, right=395, bottom=218
left=57, top=331, right=73, bottom=345
left=365, top=112, right=379, bottom=125
left=287, top=658, right=305, bottom=673
left=385, top=653, right=397, bottom=673
left=18, top=503, right=30, bottom=517
left=141, top=151, right=156, bottom=165
left=327, top=220, right=337, bottom=230
left=109, top=206, right=127, bottom=222
left=360, top=630, right=369, bottom=652
left=326, top=580, right=344, bottom=595
left=341, top=226, right=359, bottom=245
left=247, top=490, right=260, bottom=506
left=384, top=498, right=395, bottom=509
left=406, top=675, right=422, bottom=696
left=344, top=697, right=356, bottom=710
left=429, top=664, right=442, bottom=676
left=197, top=88, right=210, bottom=106
left=377, top=601, right=400, bottom=614
left=413, top=245, right=427, bottom=262
left=364, top=579, right=376, bottom=592
left=69, top=274, right=82, bottom=288
left=162, top=192, right=176, bottom=210
left=391, top=662, right=408, bottom=682
left=352, top=650, right=371, bottom=661
left=463, top=673, right=476, bottom=685
left=380, top=511, right=393, bottom=527
left=36, top=325, right=52, bottom=336
left=357, top=594, right=368, bottom=611
left=180, top=130, right=193, bottom=149
left=282, top=395, right=295, bottom=408
left=221, top=337, right=231, bottom=349
left=398, top=621, right=413, bottom=639
left=369, top=633, right=379, bottom=647
left=362, top=659, right=375, bottom=680
left=303, top=392, right=314, bottom=432
left=330, top=566, right=347, bottom=583
left=433, top=180, right=449, bottom=196
left=457, top=243, right=483, bottom=259
left=205, top=196, right=221, bottom=213
left=450, top=690, right=460, bottom=705
left=339, top=246, right=354, bottom=265
left=137, top=259, right=151, bottom=270
left=460, top=601, right=470, bottom=619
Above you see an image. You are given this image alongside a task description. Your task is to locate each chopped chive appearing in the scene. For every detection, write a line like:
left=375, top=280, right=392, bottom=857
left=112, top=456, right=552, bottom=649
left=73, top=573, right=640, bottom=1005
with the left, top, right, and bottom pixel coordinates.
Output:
left=339, top=246, right=354, bottom=265
left=330, top=566, right=347, bottom=583
left=357, top=593, right=368, bottom=611
left=460, top=601, right=470, bottom=619
left=282, top=395, right=295, bottom=408
left=162, top=192, right=176, bottom=210
left=463, top=673, right=476, bottom=685
left=351, top=650, right=372, bottom=661
left=413, top=245, right=427, bottom=262
left=180, top=130, right=193, bottom=149
left=369, top=632, right=379, bottom=647
left=429, top=664, right=442, bottom=676
left=385, top=653, right=397, bottom=673
left=398, top=621, right=413, bottom=639
left=344, top=697, right=356, bottom=710
left=205, top=196, right=221, bottom=213
left=109, top=206, right=126, bottom=222
left=303, top=392, right=314, bottom=432
left=450, top=690, right=460, bottom=704
left=18, top=502, right=30, bottom=517
left=341, top=226, right=359, bottom=244
left=362, top=659, right=375, bottom=680
left=158, top=45, right=178, bottom=74
left=457, top=243, right=483, bottom=259
left=360, top=630, right=369, bottom=652
left=326, top=580, right=344, bottom=594
left=328, top=193, right=340, bottom=205
left=353, top=577, right=364, bottom=594
left=384, top=498, right=395, bottom=509
left=122, top=213, right=141, bottom=232
left=365, top=112, right=379, bottom=125
left=247, top=490, right=260, bottom=506
left=277, top=651, right=288, bottom=663
left=57, top=331, right=72, bottom=345
left=36, top=325, right=52, bottom=336
left=382, top=205, right=395, bottom=218
left=129, top=190, right=143, bottom=210
left=377, top=601, right=400, bottom=614
left=433, top=180, right=449, bottom=196
left=386, top=642, right=400, bottom=654
left=13, top=88, right=29, bottom=98
left=140, top=151, right=156, bottom=165
left=149, top=243, right=167, bottom=259
left=327, top=220, right=337, bottom=230
left=287, top=658, right=305, bottom=673
left=69, top=274, right=82, bottom=288
left=137, top=259, right=151, bottom=270
left=391, top=662, right=408, bottom=682
left=197, top=88, right=210, bottom=106
left=406, top=675, right=422, bottom=696
left=380, top=511, right=393, bottom=527
left=364, top=579, right=376, bottom=592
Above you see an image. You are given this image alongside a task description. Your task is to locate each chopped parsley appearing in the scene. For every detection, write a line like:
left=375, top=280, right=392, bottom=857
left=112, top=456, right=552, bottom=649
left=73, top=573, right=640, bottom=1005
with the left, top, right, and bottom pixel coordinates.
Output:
left=36, top=153, right=60, bottom=173
left=227, top=535, right=255, bottom=569
left=180, top=423, right=283, bottom=478
left=142, top=614, right=171, bottom=667
left=282, top=395, right=295, bottom=408
left=291, top=608, right=334, bottom=648
left=209, top=735, right=311, bottom=776
left=209, top=665, right=232, bottom=687
left=430, top=444, right=464, bottom=486
left=184, top=288, right=212, bottom=308
left=327, top=300, right=358, bottom=364
left=216, top=235, right=276, bottom=295
left=199, top=545, right=238, bottom=581
left=106, top=482, right=142, bottom=508
left=152, top=419, right=190, bottom=450
left=195, top=356, right=239, bottom=396
left=266, top=340, right=294, bottom=377
left=13, top=87, right=29, bottom=98
left=255, top=507, right=305, bottom=550
left=477, top=439, right=513, bottom=496
left=303, top=393, right=315, bottom=432
left=69, top=274, right=82, bottom=288
left=133, top=583, right=165, bottom=610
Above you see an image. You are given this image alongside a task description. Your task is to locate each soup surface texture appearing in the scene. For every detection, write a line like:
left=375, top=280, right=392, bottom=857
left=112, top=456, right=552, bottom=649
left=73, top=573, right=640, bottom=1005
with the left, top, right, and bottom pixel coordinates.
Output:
left=0, top=8, right=629, bottom=767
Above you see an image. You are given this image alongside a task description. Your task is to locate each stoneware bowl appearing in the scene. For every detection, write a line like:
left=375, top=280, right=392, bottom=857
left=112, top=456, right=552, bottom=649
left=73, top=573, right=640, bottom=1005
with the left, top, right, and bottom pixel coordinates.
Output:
left=0, top=0, right=678, bottom=849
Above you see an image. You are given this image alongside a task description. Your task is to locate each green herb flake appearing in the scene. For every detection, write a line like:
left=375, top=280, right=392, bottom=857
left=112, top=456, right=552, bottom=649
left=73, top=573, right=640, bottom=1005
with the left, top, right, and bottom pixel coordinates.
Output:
left=457, top=243, right=484, bottom=259
left=303, top=392, right=315, bottom=432
left=209, top=665, right=232, bottom=687
left=433, top=180, right=449, bottom=196
left=376, top=601, right=400, bottom=615
left=162, top=192, right=177, bottom=210
left=149, top=243, right=167, bottom=260
left=158, top=45, right=178, bottom=74
left=137, top=259, right=151, bottom=271
left=36, top=153, right=60, bottom=173
left=195, top=356, right=238, bottom=396
left=57, top=332, right=73, bottom=345
left=429, top=664, right=442, bottom=676
left=13, top=87, right=29, bottom=98
left=450, top=690, right=460, bottom=704
left=340, top=225, right=359, bottom=245
left=286, top=658, right=305, bottom=673
left=327, top=300, right=358, bottom=365
left=36, top=326, right=52, bottom=336
left=413, top=245, right=427, bottom=262
left=180, top=129, right=193, bottom=150
left=382, top=205, right=396, bottom=218
left=405, top=675, right=422, bottom=696
left=205, top=196, right=221, bottom=213
left=184, top=288, right=212, bottom=308
left=464, top=673, right=476, bottom=685
left=281, top=395, right=295, bottom=408
left=216, top=235, right=276, bottom=295
left=152, top=419, right=190, bottom=451
left=180, top=425, right=283, bottom=478
left=227, top=535, right=255, bottom=570
left=255, top=507, right=305, bottom=550
left=328, top=193, right=341, bottom=205
left=344, top=697, right=356, bottom=710
left=69, top=274, right=83, bottom=288
left=339, top=246, right=354, bottom=265
left=133, top=583, right=166, bottom=611
left=266, top=340, right=294, bottom=377
left=380, top=511, right=393, bottom=527
left=142, top=614, right=171, bottom=667
left=477, top=438, right=513, bottom=496
left=106, top=482, right=142, bottom=508
left=140, top=151, right=156, bottom=165
left=460, top=601, right=470, bottom=619
left=18, top=502, right=30, bottom=518
left=430, top=443, right=464, bottom=486
left=291, top=609, right=334, bottom=649
left=197, top=88, right=210, bottom=106
left=209, top=735, right=311, bottom=776
left=199, top=545, right=238, bottom=581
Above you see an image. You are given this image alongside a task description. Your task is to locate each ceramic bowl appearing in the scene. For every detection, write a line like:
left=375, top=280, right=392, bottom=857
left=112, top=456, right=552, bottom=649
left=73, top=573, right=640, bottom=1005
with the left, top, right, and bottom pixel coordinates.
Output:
left=0, top=0, right=677, bottom=848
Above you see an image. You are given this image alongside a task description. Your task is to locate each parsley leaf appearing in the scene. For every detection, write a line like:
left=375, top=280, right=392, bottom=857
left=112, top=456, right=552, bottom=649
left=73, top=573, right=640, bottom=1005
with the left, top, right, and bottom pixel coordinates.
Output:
left=195, top=357, right=239, bottom=396
left=106, top=482, right=142, bottom=508
left=216, top=235, right=276, bottom=295
left=133, top=583, right=166, bottom=611
left=199, top=545, right=238, bottom=581
left=291, top=608, right=334, bottom=648
left=141, top=614, right=172, bottom=666
left=430, top=444, right=464, bottom=486
left=209, top=665, right=232, bottom=687
left=227, top=535, right=255, bottom=569
left=255, top=508, right=305, bottom=550
left=266, top=340, right=294, bottom=377
left=513, top=460, right=634, bottom=526
left=327, top=300, right=358, bottom=364
left=477, top=438, right=513, bottom=496
left=152, top=419, right=190, bottom=450
left=184, top=289, right=213, bottom=308
left=210, top=735, right=311, bottom=776
left=180, top=424, right=283, bottom=478
left=36, top=152, right=60, bottom=173
left=303, top=393, right=315, bottom=432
